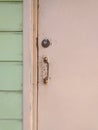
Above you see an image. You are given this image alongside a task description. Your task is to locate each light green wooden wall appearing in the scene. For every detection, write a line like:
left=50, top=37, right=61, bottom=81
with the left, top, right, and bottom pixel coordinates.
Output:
left=0, top=1, right=23, bottom=130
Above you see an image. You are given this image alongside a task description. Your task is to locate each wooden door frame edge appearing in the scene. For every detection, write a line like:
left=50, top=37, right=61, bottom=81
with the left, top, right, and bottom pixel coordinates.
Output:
left=23, top=0, right=38, bottom=130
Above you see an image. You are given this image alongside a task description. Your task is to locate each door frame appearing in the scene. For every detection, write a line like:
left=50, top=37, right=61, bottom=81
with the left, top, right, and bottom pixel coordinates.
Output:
left=23, top=0, right=38, bottom=130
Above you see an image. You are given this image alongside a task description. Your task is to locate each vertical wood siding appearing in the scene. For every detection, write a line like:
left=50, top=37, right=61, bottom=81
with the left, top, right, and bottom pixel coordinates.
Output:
left=0, top=1, right=23, bottom=130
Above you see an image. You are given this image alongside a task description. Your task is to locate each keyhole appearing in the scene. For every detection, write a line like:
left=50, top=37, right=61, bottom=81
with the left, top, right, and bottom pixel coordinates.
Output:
left=41, top=39, right=50, bottom=48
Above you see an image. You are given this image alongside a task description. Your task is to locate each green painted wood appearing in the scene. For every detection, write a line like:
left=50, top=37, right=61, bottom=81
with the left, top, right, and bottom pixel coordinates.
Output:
left=0, top=62, right=22, bottom=90
left=0, top=2, right=23, bottom=31
left=0, top=1, right=23, bottom=130
left=0, top=92, right=22, bottom=119
left=0, top=120, right=22, bottom=130
left=0, top=0, right=23, bottom=2
left=0, top=33, right=22, bottom=61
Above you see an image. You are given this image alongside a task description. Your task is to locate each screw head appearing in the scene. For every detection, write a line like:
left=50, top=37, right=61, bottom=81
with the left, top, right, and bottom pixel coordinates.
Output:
left=44, top=78, right=48, bottom=84
left=41, top=39, right=50, bottom=48
left=43, top=57, right=48, bottom=62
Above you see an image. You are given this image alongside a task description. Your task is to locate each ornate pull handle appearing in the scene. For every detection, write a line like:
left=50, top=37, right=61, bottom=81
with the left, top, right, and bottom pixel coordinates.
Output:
left=43, top=57, right=49, bottom=84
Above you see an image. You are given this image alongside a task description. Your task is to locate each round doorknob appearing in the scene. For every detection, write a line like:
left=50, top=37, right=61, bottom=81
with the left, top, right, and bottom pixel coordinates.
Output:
left=41, top=39, right=50, bottom=48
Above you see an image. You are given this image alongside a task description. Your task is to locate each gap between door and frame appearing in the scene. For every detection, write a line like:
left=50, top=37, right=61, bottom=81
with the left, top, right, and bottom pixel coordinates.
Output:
left=33, top=0, right=39, bottom=130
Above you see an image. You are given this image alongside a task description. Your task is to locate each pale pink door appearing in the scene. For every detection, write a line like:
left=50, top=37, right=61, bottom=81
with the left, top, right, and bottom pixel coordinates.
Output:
left=38, top=0, right=98, bottom=130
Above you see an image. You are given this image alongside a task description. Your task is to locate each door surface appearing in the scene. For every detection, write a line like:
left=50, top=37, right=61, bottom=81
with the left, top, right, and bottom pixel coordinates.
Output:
left=38, top=0, right=98, bottom=130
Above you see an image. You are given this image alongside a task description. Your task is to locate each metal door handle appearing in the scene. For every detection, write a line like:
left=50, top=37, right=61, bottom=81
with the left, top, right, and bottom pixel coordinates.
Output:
left=43, top=57, right=49, bottom=84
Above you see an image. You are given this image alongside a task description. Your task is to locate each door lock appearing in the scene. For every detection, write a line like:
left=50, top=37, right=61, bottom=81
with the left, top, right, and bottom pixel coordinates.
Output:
left=41, top=39, right=50, bottom=48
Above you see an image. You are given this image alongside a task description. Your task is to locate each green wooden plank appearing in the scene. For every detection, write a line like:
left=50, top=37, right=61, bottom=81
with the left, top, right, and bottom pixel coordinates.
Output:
left=0, top=33, right=22, bottom=61
left=0, top=2, right=23, bottom=31
left=0, top=92, right=22, bottom=119
left=0, top=120, right=22, bottom=130
left=0, top=62, right=22, bottom=90
left=0, top=0, right=22, bottom=1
